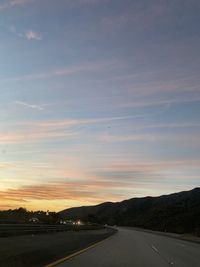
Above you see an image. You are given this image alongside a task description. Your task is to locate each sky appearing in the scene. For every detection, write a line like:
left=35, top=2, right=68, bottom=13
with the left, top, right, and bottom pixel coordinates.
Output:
left=0, top=0, right=200, bottom=211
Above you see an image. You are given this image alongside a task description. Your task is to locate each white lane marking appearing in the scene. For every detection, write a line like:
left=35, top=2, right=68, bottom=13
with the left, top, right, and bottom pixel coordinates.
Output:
left=151, top=244, right=174, bottom=266
left=151, top=245, right=159, bottom=252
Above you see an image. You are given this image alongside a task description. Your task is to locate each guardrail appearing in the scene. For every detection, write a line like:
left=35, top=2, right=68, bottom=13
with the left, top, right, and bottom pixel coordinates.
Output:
left=0, top=224, right=103, bottom=237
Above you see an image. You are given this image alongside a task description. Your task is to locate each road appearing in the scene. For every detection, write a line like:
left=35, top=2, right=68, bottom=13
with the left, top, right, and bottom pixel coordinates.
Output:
left=57, top=227, right=200, bottom=267
left=0, top=228, right=114, bottom=267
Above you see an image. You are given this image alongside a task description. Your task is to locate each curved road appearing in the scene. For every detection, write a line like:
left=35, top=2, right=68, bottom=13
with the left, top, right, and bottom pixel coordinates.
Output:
left=57, top=227, right=200, bottom=267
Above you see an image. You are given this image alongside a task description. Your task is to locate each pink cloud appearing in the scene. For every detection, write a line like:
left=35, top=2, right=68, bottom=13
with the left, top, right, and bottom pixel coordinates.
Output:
left=0, top=130, right=77, bottom=144
left=0, top=158, right=199, bottom=210
left=105, top=160, right=200, bottom=173
left=1, top=61, right=115, bottom=83
left=25, top=30, right=42, bottom=40
left=0, top=115, right=135, bottom=144
left=29, top=115, right=134, bottom=128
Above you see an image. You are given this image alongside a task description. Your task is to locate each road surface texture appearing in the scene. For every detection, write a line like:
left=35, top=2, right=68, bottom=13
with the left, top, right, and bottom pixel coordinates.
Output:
left=58, top=227, right=200, bottom=267
left=0, top=228, right=115, bottom=267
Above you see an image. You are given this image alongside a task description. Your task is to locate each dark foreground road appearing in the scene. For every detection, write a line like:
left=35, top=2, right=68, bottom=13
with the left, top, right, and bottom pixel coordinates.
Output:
left=57, top=227, right=200, bottom=267
left=0, top=228, right=115, bottom=267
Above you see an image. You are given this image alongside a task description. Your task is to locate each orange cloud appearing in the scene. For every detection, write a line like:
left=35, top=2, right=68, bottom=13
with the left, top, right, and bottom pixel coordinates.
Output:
left=0, top=179, right=131, bottom=211
left=0, top=129, right=77, bottom=144
left=0, top=180, right=128, bottom=201
left=1, top=158, right=199, bottom=211
left=0, top=162, right=16, bottom=169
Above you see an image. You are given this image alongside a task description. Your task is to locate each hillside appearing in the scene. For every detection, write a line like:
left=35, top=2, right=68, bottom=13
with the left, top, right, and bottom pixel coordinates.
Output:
left=59, top=188, right=200, bottom=235
left=0, top=208, right=58, bottom=224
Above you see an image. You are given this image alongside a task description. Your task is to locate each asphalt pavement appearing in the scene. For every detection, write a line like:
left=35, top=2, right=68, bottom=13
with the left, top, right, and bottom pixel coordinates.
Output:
left=57, top=227, right=200, bottom=267
left=0, top=228, right=115, bottom=267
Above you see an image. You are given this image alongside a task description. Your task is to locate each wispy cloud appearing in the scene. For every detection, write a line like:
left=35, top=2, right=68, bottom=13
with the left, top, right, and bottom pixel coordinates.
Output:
left=120, top=95, right=200, bottom=109
left=10, top=26, right=42, bottom=41
left=1, top=158, right=198, bottom=210
left=0, top=130, right=77, bottom=144
left=100, top=133, right=200, bottom=145
left=101, top=133, right=154, bottom=143
left=133, top=122, right=200, bottom=131
left=0, top=115, right=138, bottom=144
left=14, top=101, right=44, bottom=110
left=14, top=101, right=45, bottom=110
left=25, top=30, right=42, bottom=40
left=0, top=0, right=33, bottom=11
left=29, top=115, right=140, bottom=128
left=103, top=160, right=200, bottom=174
left=0, top=180, right=128, bottom=209
left=93, top=160, right=200, bottom=188
left=10, top=25, right=24, bottom=38
left=14, top=113, right=150, bottom=135
left=126, top=75, right=200, bottom=98
left=0, top=61, right=114, bottom=83
left=2, top=115, right=200, bottom=145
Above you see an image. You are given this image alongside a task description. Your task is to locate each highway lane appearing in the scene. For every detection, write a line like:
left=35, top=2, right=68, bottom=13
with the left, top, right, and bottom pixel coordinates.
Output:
left=57, top=227, right=200, bottom=267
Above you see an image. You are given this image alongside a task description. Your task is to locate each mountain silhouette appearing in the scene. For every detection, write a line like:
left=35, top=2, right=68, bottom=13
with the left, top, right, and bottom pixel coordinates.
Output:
left=59, top=188, right=200, bottom=235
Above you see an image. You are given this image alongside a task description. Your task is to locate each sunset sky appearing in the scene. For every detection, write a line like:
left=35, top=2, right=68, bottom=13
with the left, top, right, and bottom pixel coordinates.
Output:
left=0, top=0, right=200, bottom=211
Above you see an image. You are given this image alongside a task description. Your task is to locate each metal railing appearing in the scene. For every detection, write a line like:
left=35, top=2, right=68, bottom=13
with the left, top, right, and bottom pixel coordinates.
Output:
left=0, top=224, right=103, bottom=237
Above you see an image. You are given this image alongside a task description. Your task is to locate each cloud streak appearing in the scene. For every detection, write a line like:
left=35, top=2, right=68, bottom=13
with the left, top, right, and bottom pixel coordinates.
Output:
left=0, top=61, right=115, bottom=83
left=27, top=115, right=140, bottom=128
left=9, top=26, right=42, bottom=41
left=1, top=157, right=199, bottom=210
left=0, top=130, right=77, bottom=144
left=14, top=101, right=44, bottom=110
left=1, top=116, right=200, bottom=145
left=0, top=115, right=138, bottom=144
left=100, top=133, right=200, bottom=145
left=0, top=179, right=129, bottom=209
left=0, top=0, right=33, bottom=11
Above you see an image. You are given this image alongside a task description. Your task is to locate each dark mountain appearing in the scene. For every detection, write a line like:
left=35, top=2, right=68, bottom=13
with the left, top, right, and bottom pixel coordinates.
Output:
left=59, top=188, right=200, bottom=235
